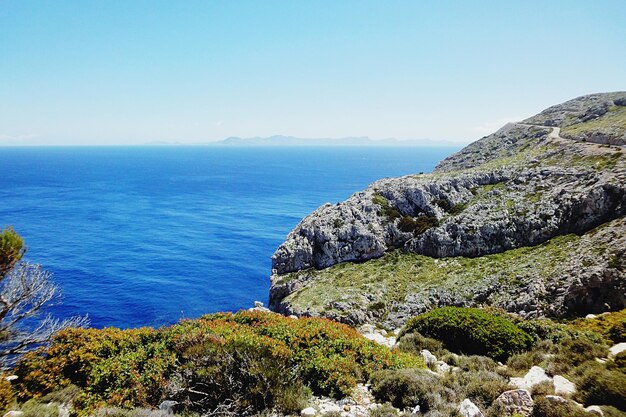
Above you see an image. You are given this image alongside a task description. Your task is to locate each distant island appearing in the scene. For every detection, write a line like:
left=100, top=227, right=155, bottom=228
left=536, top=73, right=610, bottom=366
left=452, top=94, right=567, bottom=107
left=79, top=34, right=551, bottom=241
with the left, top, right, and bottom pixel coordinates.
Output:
left=144, top=135, right=463, bottom=147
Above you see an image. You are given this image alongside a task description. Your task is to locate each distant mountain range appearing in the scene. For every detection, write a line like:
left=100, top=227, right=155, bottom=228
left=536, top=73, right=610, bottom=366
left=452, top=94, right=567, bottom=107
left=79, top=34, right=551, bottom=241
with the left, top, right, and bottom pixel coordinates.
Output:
left=147, top=135, right=462, bottom=147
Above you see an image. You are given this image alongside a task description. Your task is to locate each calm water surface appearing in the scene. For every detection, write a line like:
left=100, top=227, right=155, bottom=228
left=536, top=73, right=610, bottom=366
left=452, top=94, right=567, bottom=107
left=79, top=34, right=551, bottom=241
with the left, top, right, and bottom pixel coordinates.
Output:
left=0, top=146, right=458, bottom=328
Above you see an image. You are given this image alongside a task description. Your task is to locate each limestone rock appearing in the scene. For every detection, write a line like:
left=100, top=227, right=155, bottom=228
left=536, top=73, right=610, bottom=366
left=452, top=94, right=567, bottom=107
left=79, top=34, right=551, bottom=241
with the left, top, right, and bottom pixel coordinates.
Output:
left=159, top=401, right=178, bottom=415
left=269, top=92, right=626, bottom=328
left=585, top=405, right=604, bottom=416
left=420, top=349, right=437, bottom=366
left=459, top=398, right=484, bottom=417
left=609, top=342, right=626, bottom=357
left=553, top=375, right=576, bottom=396
left=545, top=395, right=567, bottom=403
left=301, top=407, right=317, bottom=417
left=494, top=389, right=534, bottom=416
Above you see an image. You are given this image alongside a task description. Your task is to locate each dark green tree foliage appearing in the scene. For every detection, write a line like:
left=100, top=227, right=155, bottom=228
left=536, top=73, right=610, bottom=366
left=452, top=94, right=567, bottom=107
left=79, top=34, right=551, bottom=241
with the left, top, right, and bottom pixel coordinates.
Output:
left=403, top=307, right=533, bottom=361
left=0, top=226, right=86, bottom=367
left=0, top=227, right=25, bottom=278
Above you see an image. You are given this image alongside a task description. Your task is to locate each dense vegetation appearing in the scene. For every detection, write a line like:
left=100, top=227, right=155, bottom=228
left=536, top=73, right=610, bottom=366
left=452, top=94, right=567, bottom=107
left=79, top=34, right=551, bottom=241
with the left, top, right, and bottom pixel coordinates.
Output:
left=8, top=311, right=421, bottom=416
left=391, top=307, right=626, bottom=417
left=402, top=307, right=533, bottom=360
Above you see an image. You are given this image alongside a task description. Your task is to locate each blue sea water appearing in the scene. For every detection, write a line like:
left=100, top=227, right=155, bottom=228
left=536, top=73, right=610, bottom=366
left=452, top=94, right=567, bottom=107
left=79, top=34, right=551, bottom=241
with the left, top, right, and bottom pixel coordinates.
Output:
left=0, top=145, right=458, bottom=329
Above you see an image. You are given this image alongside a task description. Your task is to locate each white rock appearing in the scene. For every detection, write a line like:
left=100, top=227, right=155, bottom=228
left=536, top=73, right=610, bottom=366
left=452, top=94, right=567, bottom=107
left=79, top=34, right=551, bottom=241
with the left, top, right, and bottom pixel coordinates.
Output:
left=459, top=398, right=484, bottom=417
left=288, top=315, right=298, bottom=319
left=3, top=412, right=24, bottom=417
left=361, top=324, right=375, bottom=334
left=320, top=403, right=342, bottom=415
left=525, top=366, right=552, bottom=388
left=421, top=349, right=437, bottom=366
left=4, top=375, right=17, bottom=382
left=435, top=360, right=451, bottom=374
left=545, top=395, right=567, bottom=403
left=509, top=377, right=527, bottom=390
left=585, top=405, right=604, bottom=416
left=301, top=407, right=317, bottom=417
left=363, top=332, right=396, bottom=348
left=609, top=342, right=626, bottom=357
left=585, top=314, right=597, bottom=319
left=254, top=301, right=264, bottom=308
left=553, top=375, right=576, bottom=396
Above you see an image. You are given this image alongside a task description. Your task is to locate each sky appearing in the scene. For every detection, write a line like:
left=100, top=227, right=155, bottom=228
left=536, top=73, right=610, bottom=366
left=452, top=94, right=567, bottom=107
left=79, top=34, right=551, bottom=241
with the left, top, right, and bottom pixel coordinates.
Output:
left=0, top=0, right=625, bottom=146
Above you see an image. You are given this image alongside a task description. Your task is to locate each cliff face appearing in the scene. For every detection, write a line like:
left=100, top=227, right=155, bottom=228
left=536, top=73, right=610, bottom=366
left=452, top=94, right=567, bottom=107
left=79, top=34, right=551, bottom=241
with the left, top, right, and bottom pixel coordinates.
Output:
left=269, top=92, right=626, bottom=328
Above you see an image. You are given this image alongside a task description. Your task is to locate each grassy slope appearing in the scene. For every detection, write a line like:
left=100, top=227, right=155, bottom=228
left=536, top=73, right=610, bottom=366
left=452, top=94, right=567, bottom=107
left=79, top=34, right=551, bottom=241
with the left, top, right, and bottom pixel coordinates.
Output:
left=282, top=222, right=617, bottom=320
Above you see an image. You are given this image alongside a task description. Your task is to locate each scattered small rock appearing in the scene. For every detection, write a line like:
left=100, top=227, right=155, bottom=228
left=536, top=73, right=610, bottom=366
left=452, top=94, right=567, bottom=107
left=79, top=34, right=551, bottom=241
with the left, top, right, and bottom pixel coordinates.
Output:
left=458, top=398, right=484, bottom=417
left=545, top=395, right=567, bottom=404
left=301, top=407, right=317, bottom=417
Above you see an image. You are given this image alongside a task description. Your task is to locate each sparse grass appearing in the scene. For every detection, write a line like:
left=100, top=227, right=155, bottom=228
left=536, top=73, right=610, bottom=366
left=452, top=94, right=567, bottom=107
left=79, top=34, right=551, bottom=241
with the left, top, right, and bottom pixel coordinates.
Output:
left=282, top=233, right=581, bottom=319
left=562, top=105, right=626, bottom=145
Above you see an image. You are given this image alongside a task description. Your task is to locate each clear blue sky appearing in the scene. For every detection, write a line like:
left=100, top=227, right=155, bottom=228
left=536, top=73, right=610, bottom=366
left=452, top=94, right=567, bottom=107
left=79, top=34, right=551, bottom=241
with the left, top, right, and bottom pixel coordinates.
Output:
left=1, top=0, right=625, bottom=145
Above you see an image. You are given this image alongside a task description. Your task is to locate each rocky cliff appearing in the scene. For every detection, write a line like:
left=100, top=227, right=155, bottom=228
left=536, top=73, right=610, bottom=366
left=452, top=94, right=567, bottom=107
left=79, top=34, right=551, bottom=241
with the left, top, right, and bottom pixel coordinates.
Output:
left=269, top=92, right=626, bottom=328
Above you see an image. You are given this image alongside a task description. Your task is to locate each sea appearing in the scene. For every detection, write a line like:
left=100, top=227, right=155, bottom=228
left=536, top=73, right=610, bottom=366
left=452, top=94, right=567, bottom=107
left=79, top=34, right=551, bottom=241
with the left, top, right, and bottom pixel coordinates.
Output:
left=0, top=145, right=459, bottom=329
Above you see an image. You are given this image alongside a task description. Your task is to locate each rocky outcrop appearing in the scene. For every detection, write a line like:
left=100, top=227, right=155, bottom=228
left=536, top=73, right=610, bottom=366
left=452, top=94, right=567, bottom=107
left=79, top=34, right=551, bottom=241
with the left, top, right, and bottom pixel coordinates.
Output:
left=269, top=92, right=626, bottom=326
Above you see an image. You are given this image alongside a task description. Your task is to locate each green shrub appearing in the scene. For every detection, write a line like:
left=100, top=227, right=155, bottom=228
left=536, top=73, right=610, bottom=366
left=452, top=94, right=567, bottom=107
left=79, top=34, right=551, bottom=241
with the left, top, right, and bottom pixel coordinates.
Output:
left=572, top=310, right=626, bottom=343
left=614, top=351, right=626, bottom=373
left=370, top=369, right=440, bottom=411
left=600, top=406, right=626, bottom=417
left=19, top=399, right=60, bottom=417
left=530, top=396, right=589, bottom=417
left=15, top=311, right=421, bottom=415
left=576, top=362, right=626, bottom=409
left=444, top=369, right=510, bottom=410
left=518, top=318, right=605, bottom=345
left=403, top=307, right=533, bottom=361
left=550, top=337, right=608, bottom=374
left=368, top=403, right=399, bottom=417
left=397, top=332, right=445, bottom=357
left=0, top=376, right=15, bottom=414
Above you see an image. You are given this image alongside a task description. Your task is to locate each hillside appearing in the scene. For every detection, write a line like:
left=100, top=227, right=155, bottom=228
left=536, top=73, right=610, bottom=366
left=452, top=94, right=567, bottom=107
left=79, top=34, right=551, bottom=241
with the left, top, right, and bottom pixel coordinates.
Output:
left=269, top=92, right=626, bottom=329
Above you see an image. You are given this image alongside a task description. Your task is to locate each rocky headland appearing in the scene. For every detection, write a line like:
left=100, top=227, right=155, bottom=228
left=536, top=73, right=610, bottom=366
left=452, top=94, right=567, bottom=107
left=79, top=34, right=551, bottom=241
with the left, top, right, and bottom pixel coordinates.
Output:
left=269, top=92, right=626, bottom=329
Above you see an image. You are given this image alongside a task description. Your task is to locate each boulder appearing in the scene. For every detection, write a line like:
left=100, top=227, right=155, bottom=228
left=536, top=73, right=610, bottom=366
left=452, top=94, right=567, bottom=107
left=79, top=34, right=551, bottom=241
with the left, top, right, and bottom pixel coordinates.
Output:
left=459, top=398, right=484, bottom=417
left=301, top=407, right=317, bottom=417
left=585, top=405, right=604, bottom=416
left=524, top=366, right=551, bottom=389
left=159, top=401, right=178, bottom=415
left=511, top=366, right=551, bottom=390
left=494, top=389, right=534, bottom=417
left=609, top=342, right=626, bottom=357
left=421, top=349, right=437, bottom=366
left=553, top=375, right=576, bottom=396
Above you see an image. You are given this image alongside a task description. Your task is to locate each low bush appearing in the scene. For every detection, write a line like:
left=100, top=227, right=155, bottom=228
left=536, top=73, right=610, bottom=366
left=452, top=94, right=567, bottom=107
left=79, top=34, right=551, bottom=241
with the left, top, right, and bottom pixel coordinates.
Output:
left=396, top=332, right=445, bottom=357
left=575, top=362, right=626, bottom=410
left=0, top=376, right=14, bottom=413
left=14, top=311, right=421, bottom=415
left=550, top=337, right=608, bottom=375
left=370, top=369, right=440, bottom=411
left=571, top=310, right=626, bottom=343
left=530, top=396, right=589, bottom=417
left=403, top=307, right=532, bottom=361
